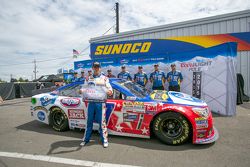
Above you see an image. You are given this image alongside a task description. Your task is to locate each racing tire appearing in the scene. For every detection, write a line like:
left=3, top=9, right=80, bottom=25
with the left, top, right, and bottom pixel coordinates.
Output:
left=152, top=112, right=191, bottom=145
left=49, top=107, right=69, bottom=132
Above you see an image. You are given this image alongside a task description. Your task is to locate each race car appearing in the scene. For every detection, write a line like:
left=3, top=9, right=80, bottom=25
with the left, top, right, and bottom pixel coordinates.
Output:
left=30, top=78, right=219, bottom=145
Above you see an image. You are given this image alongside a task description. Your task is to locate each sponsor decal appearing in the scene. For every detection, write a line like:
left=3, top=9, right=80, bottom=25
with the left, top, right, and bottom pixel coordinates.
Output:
left=126, top=96, right=137, bottom=101
left=145, top=103, right=157, bottom=112
left=40, top=96, right=56, bottom=106
left=68, top=109, right=85, bottom=119
left=123, top=113, right=138, bottom=122
left=150, top=91, right=169, bottom=101
left=37, top=111, right=45, bottom=121
left=195, top=117, right=208, bottom=129
left=169, top=92, right=202, bottom=103
left=123, top=101, right=145, bottom=113
left=60, top=98, right=80, bottom=107
left=31, top=98, right=37, bottom=105
left=180, top=59, right=212, bottom=72
left=197, top=129, right=207, bottom=138
left=33, top=106, right=48, bottom=113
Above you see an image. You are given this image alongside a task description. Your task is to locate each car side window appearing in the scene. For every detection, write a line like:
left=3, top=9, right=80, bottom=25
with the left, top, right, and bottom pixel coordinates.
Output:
left=108, top=89, right=126, bottom=100
left=59, top=84, right=81, bottom=97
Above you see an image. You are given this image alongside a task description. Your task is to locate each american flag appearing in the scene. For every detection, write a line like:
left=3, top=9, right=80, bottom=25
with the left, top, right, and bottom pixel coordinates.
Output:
left=73, top=49, right=80, bottom=58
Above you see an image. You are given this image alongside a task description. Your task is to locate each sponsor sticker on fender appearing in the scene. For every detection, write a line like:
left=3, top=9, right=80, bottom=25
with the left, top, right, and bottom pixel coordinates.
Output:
left=61, top=98, right=80, bottom=107
left=195, top=117, right=208, bottom=129
left=68, top=109, right=85, bottom=119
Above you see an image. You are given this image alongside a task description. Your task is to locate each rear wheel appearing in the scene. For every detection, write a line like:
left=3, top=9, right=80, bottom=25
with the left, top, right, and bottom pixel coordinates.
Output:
left=49, top=107, right=69, bottom=131
left=152, top=112, right=191, bottom=145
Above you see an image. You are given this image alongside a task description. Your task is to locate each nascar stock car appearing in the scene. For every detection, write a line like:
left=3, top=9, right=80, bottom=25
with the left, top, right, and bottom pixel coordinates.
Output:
left=30, top=78, right=219, bottom=145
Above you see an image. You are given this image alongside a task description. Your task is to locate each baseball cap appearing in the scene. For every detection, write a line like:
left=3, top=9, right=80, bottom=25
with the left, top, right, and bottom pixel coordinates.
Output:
left=92, top=62, right=101, bottom=68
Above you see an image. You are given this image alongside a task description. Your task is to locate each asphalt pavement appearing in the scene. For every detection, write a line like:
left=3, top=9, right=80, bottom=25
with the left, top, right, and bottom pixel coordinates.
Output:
left=0, top=98, right=249, bottom=167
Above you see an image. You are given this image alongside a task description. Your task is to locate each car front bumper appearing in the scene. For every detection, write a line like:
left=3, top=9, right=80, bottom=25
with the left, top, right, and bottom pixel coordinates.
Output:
left=194, top=126, right=219, bottom=144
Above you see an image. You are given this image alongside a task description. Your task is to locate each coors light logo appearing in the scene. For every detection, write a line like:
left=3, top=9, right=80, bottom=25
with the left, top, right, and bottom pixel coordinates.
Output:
left=60, top=98, right=80, bottom=107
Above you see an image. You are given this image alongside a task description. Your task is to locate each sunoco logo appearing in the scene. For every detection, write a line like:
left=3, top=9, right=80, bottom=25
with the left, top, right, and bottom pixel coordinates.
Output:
left=60, top=98, right=80, bottom=107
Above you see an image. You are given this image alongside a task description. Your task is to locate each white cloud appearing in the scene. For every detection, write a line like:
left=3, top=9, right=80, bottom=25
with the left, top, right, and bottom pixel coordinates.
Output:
left=0, top=0, right=249, bottom=81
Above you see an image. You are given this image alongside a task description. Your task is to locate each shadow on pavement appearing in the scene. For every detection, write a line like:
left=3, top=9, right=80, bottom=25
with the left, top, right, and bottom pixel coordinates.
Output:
left=17, top=120, right=215, bottom=153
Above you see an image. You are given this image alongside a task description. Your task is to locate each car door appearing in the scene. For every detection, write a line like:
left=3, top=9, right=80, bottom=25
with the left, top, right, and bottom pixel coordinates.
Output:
left=106, top=89, right=147, bottom=135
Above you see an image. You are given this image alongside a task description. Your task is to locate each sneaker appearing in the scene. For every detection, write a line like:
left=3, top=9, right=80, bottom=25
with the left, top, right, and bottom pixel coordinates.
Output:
left=80, top=142, right=86, bottom=146
left=103, top=142, right=108, bottom=148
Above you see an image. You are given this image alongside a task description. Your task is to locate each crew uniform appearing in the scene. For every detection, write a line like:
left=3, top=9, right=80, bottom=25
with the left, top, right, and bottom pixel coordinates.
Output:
left=166, top=70, right=183, bottom=92
left=82, top=74, right=113, bottom=145
left=117, top=71, right=132, bottom=80
left=134, top=72, right=148, bottom=86
left=149, top=70, right=166, bottom=90
left=78, top=76, right=86, bottom=84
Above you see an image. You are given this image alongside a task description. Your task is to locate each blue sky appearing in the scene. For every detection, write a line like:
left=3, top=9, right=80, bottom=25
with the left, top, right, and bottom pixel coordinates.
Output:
left=0, top=0, right=249, bottom=81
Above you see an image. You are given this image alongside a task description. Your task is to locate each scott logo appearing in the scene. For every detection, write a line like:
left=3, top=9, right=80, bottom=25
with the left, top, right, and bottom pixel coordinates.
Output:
left=61, top=98, right=80, bottom=107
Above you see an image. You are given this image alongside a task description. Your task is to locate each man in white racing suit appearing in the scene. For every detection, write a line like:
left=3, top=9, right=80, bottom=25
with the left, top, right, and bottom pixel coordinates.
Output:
left=80, top=62, right=113, bottom=148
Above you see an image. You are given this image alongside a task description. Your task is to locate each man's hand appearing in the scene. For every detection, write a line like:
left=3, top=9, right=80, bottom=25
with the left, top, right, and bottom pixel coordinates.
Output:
left=107, top=90, right=113, bottom=96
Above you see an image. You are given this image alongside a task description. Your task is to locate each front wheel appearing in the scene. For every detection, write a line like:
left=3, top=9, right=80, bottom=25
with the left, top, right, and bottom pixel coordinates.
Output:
left=49, top=107, right=69, bottom=131
left=152, top=112, right=191, bottom=145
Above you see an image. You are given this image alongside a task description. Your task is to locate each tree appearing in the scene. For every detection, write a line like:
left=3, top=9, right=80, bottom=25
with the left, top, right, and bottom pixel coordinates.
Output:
left=0, top=78, right=6, bottom=83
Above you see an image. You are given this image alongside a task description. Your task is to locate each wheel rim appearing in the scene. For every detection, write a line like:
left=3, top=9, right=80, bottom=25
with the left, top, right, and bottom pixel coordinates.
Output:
left=53, top=111, right=65, bottom=126
left=162, top=118, right=183, bottom=138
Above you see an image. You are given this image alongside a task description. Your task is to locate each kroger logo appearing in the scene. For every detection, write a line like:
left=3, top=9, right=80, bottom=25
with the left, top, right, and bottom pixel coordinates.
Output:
left=37, top=111, right=45, bottom=121
left=60, top=98, right=80, bottom=107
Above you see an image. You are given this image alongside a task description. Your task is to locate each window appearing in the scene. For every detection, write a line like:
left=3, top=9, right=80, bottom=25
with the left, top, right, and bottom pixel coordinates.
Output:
left=58, top=84, right=82, bottom=97
left=108, top=89, right=126, bottom=100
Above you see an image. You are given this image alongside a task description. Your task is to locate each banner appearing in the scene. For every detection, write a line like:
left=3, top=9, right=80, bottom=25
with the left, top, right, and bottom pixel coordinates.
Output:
left=90, top=32, right=249, bottom=60
left=75, top=42, right=237, bottom=116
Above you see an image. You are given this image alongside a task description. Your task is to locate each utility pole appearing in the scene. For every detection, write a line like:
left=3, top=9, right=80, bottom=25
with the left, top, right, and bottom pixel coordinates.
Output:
left=10, top=74, right=12, bottom=82
left=115, top=2, right=119, bottom=33
left=33, top=59, right=38, bottom=80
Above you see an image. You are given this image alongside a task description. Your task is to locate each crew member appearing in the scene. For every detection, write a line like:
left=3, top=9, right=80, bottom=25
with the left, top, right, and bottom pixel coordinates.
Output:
left=149, top=64, right=166, bottom=90
left=166, top=63, right=183, bottom=92
left=71, top=71, right=79, bottom=83
left=78, top=70, right=86, bottom=84
left=80, top=62, right=113, bottom=148
left=117, top=65, right=132, bottom=81
left=107, top=69, right=116, bottom=78
left=134, top=65, right=148, bottom=86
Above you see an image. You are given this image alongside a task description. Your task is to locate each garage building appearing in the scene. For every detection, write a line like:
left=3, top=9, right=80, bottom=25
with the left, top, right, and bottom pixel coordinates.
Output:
left=89, top=10, right=250, bottom=97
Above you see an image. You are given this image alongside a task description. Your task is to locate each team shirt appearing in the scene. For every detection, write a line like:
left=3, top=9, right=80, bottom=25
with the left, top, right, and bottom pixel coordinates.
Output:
left=134, top=72, right=148, bottom=86
left=166, top=70, right=183, bottom=86
left=149, top=70, right=166, bottom=88
left=71, top=76, right=78, bottom=83
left=78, top=76, right=86, bottom=84
left=117, top=71, right=132, bottom=80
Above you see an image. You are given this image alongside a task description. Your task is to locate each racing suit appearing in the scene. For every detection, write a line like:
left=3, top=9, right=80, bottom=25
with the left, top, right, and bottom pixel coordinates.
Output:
left=134, top=72, right=148, bottom=86
left=149, top=70, right=166, bottom=90
left=117, top=71, right=132, bottom=81
left=82, top=74, right=113, bottom=144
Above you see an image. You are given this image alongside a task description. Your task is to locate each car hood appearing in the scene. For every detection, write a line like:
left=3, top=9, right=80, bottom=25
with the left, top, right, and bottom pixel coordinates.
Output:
left=149, top=91, right=207, bottom=107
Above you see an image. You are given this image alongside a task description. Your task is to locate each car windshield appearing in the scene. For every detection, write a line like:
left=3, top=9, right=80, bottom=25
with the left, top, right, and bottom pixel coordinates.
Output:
left=117, top=80, right=150, bottom=98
